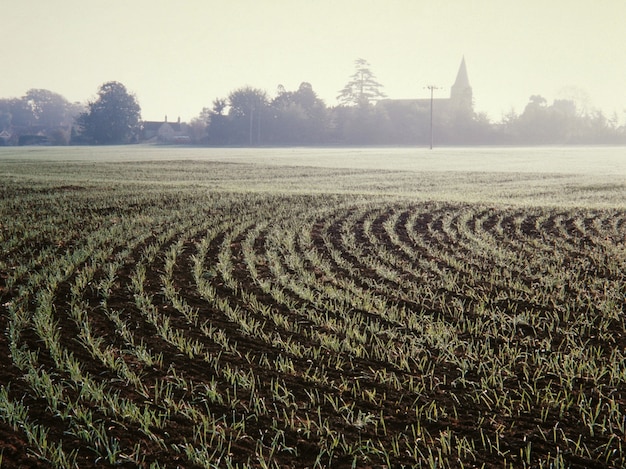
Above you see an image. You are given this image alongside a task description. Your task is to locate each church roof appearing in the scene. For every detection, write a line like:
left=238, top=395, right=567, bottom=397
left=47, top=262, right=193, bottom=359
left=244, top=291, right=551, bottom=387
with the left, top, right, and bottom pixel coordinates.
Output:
left=452, top=57, right=470, bottom=89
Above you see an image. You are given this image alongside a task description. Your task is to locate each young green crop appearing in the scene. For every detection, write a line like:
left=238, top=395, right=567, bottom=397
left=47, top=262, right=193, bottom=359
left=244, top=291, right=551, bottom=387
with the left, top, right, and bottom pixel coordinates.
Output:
left=1, top=148, right=625, bottom=468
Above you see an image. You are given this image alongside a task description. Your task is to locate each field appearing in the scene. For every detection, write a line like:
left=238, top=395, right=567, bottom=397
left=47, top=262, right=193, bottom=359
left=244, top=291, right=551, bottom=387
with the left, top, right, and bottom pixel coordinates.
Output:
left=1, top=146, right=625, bottom=468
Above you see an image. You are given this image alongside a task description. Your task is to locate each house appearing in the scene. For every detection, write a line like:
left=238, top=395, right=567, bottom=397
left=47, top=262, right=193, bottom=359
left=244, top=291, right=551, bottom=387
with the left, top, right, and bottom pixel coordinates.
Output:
left=0, top=129, right=11, bottom=145
left=141, top=116, right=191, bottom=143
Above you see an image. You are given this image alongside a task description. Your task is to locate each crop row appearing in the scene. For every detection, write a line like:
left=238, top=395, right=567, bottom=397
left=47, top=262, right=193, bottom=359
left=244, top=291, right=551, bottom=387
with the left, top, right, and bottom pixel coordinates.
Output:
left=1, top=182, right=625, bottom=468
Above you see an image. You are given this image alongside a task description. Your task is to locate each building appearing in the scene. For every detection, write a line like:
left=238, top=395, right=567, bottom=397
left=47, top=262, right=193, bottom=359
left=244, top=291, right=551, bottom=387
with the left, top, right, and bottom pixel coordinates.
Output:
left=0, top=129, right=11, bottom=145
left=141, top=116, right=190, bottom=143
left=378, top=57, right=474, bottom=121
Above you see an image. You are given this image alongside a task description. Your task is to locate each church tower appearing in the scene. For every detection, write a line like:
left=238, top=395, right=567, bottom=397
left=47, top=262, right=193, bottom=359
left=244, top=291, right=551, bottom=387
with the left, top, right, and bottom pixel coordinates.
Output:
left=450, top=57, right=473, bottom=114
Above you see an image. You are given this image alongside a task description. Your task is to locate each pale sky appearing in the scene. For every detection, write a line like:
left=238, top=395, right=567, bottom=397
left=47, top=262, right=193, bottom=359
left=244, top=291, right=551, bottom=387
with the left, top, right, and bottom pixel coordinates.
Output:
left=3, top=0, right=625, bottom=123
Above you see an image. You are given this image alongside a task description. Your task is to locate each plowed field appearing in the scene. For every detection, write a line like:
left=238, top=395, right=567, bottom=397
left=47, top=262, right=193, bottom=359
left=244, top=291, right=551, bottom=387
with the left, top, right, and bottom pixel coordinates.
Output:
left=1, top=149, right=625, bottom=468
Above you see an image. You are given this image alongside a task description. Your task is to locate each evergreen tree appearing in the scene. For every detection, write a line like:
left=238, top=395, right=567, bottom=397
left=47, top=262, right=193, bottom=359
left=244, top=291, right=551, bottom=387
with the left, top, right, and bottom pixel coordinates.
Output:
left=337, top=58, right=386, bottom=107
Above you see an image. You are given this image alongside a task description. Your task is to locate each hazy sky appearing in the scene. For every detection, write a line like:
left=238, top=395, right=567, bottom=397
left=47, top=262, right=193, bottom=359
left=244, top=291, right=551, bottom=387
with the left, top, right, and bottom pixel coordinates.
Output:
left=3, top=0, right=625, bottom=123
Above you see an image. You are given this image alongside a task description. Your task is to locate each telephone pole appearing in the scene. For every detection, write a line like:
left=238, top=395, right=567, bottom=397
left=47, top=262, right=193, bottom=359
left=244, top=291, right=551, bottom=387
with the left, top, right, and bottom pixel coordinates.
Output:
left=425, top=86, right=440, bottom=149
left=249, top=106, right=254, bottom=146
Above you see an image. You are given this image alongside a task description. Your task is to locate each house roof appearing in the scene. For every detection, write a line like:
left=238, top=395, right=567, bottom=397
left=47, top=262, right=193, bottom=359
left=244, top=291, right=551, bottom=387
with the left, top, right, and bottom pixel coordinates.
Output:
left=142, top=121, right=182, bottom=132
left=377, top=98, right=450, bottom=108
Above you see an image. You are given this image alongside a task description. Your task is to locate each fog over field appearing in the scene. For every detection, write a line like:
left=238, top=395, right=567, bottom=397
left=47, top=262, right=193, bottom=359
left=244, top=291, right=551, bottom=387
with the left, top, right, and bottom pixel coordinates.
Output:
left=1, top=145, right=625, bottom=175
left=1, top=146, right=624, bottom=209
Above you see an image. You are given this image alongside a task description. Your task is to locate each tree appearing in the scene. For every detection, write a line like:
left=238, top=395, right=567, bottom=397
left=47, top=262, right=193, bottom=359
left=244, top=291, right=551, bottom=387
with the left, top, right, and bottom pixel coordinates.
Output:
left=337, top=58, right=386, bottom=107
left=0, top=98, right=35, bottom=127
left=514, top=95, right=554, bottom=143
left=76, top=81, right=141, bottom=144
left=331, top=104, right=391, bottom=144
left=204, top=100, right=229, bottom=145
left=205, top=87, right=269, bottom=145
left=0, top=106, right=11, bottom=130
left=270, top=82, right=328, bottom=144
left=187, top=108, right=210, bottom=144
left=0, top=92, right=78, bottom=130
left=211, top=98, right=227, bottom=116
left=228, top=86, right=268, bottom=119
left=24, top=89, right=74, bottom=128
left=227, top=86, right=269, bottom=145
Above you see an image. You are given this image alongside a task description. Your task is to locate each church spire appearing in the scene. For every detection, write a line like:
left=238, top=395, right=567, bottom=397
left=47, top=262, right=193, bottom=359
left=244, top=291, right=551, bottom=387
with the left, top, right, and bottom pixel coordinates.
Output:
left=450, top=56, right=472, bottom=113
left=452, top=56, right=470, bottom=89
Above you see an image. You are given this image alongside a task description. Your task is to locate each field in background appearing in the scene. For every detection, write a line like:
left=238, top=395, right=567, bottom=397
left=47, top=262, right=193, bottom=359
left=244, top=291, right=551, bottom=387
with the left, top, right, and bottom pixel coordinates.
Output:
left=2, top=145, right=626, bottom=174
left=2, top=145, right=625, bottom=207
left=1, top=146, right=625, bottom=468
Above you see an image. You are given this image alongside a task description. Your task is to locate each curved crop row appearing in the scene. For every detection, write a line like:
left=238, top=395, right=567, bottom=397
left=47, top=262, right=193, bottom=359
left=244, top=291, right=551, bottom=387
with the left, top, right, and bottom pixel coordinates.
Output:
left=1, top=182, right=625, bottom=468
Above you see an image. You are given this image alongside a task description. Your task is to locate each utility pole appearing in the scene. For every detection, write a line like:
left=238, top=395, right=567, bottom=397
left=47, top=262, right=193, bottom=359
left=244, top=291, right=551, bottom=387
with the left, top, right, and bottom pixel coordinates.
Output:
left=249, top=106, right=254, bottom=146
left=257, top=100, right=261, bottom=145
left=425, top=86, right=440, bottom=149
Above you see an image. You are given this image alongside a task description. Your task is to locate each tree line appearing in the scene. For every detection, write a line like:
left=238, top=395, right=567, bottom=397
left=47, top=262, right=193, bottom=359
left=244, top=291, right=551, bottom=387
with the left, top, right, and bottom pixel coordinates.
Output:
left=1, top=60, right=625, bottom=146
